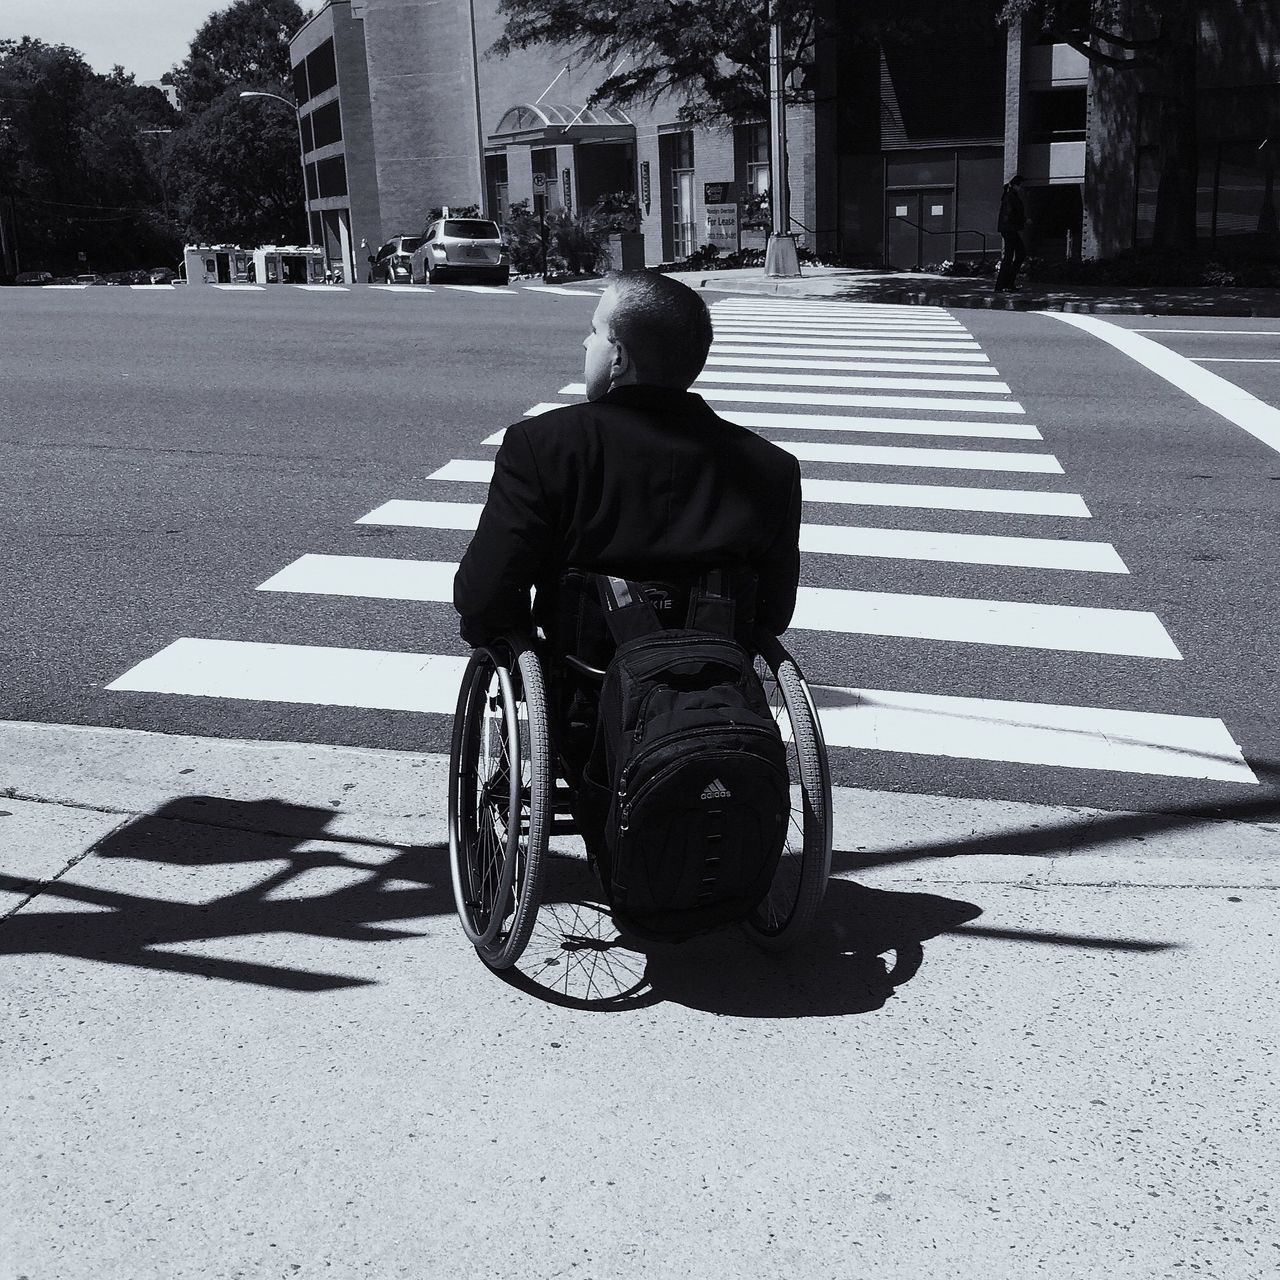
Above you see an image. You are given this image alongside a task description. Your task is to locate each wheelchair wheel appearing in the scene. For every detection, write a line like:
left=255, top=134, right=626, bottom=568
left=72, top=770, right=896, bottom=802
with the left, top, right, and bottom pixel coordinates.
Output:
left=744, top=637, right=833, bottom=950
left=448, top=641, right=552, bottom=969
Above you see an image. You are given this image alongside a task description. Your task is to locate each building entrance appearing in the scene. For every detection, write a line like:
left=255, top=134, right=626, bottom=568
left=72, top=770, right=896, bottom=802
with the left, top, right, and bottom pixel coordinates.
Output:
left=885, top=189, right=954, bottom=269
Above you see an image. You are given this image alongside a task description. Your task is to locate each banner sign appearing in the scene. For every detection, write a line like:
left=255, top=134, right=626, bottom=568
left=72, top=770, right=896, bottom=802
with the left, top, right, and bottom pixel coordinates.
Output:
left=704, top=182, right=741, bottom=253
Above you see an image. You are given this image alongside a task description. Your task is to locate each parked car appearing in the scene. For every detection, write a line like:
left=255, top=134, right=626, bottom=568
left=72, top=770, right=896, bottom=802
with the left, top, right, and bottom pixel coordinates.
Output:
left=149, top=267, right=177, bottom=285
left=411, top=218, right=509, bottom=285
left=14, top=271, right=53, bottom=286
left=76, top=273, right=108, bottom=285
left=371, top=235, right=424, bottom=283
left=105, top=270, right=149, bottom=285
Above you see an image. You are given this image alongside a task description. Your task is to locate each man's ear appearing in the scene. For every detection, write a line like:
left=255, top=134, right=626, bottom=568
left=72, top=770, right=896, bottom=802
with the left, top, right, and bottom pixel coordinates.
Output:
left=611, top=337, right=633, bottom=380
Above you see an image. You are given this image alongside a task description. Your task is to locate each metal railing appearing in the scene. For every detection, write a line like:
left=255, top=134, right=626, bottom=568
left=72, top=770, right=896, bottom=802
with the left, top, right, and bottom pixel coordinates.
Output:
left=889, top=215, right=990, bottom=269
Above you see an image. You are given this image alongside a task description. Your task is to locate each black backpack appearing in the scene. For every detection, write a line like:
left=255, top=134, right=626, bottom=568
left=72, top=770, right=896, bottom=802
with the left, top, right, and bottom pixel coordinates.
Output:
left=583, top=573, right=790, bottom=942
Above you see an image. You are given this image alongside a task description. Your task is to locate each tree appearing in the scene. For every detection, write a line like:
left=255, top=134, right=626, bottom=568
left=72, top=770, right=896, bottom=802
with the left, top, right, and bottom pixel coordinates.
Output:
left=491, top=0, right=1000, bottom=125
left=999, top=0, right=1200, bottom=251
left=166, top=0, right=311, bottom=246
left=0, top=38, right=182, bottom=273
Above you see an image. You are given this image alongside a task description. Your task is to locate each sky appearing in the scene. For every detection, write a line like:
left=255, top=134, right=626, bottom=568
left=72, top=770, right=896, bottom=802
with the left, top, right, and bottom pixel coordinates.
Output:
left=2, top=0, right=226, bottom=81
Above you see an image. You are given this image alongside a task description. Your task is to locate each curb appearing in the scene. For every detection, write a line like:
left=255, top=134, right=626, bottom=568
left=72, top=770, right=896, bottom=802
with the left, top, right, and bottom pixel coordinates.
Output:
left=687, top=276, right=1280, bottom=318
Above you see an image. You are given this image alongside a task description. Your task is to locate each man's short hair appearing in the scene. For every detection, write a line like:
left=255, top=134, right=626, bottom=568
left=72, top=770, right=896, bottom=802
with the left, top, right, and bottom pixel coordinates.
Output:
left=606, top=271, right=714, bottom=390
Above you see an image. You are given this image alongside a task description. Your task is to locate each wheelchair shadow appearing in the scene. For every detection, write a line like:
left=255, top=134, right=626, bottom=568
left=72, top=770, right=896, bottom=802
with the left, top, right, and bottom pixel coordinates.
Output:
left=500, top=852, right=980, bottom=1016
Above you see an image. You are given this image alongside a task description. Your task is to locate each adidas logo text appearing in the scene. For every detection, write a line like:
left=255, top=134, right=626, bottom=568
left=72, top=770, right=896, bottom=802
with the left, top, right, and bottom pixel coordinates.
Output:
left=700, top=778, right=731, bottom=801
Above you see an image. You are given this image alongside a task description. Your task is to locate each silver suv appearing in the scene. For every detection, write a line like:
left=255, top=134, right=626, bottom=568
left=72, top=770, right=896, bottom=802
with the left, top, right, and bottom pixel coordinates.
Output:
left=411, top=218, right=509, bottom=285
left=372, top=235, right=424, bottom=283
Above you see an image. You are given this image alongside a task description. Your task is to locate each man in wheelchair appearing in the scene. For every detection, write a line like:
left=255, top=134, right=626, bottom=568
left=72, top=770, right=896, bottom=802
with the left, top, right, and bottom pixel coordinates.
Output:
left=455, top=273, right=800, bottom=774
left=451, top=272, right=815, bottom=952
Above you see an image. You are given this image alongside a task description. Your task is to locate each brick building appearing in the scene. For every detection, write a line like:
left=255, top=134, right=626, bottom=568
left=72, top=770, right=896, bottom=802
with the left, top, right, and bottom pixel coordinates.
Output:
left=287, top=0, right=1278, bottom=281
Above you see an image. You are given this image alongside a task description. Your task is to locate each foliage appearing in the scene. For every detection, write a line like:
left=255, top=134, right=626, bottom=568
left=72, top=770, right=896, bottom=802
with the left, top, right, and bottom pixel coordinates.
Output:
left=165, top=0, right=312, bottom=247
left=500, top=198, right=615, bottom=276
left=0, top=38, right=183, bottom=273
left=491, top=0, right=1001, bottom=124
left=1028, top=247, right=1280, bottom=288
left=424, top=205, right=482, bottom=227
left=590, top=191, right=640, bottom=232
left=170, top=0, right=309, bottom=113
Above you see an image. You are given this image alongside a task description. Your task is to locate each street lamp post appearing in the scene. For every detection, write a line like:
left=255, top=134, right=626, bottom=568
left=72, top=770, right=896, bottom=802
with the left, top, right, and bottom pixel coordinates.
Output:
left=237, top=90, right=320, bottom=268
left=764, top=0, right=800, bottom=278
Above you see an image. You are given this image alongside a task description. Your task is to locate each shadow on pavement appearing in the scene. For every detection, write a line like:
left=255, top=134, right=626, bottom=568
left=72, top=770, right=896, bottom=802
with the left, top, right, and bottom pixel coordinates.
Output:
left=6, top=772, right=1252, bottom=1005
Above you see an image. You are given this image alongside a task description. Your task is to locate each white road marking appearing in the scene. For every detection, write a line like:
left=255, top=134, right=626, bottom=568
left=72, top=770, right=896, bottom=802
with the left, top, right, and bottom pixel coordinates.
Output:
left=210, top=283, right=264, bottom=290
left=130, top=284, right=175, bottom=290
left=693, top=369, right=1012, bottom=394
left=43, top=284, right=89, bottom=290
left=108, top=638, right=467, bottom=714
left=440, top=285, right=508, bottom=294
left=809, top=685, right=1255, bottom=783
left=559, top=382, right=1026, bottom=413
left=1048, top=313, right=1280, bottom=456
left=254, top=553, right=1174, bottom=657
left=360, top=500, right=1126, bottom=572
left=359, top=500, right=484, bottom=529
left=776, top=440, right=1062, bottom=473
left=711, top=344, right=990, bottom=362
left=370, top=284, right=434, bottom=292
left=522, top=285, right=598, bottom=296
left=705, top=355, right=998, bottom=375
left=801, top=477, right=1090, bottom=516
left=106, top=639, right=1249, bottom=781
left=292, top=284, right=348, bottom=291
left=1128, top=328, right=1280, bottom=336
left=1192, top=357, right=1280, bottom=364
left=798, top=524, right=1127, bottom=572
left=522, top=402, right=570, bottom=417
left=712, top=321, right=968, bottom=335
left=716, top=411, right=1042, bottom=440
left=708, top=330, right=980, bottom=348
left=258, top=555, right=455, bottom=600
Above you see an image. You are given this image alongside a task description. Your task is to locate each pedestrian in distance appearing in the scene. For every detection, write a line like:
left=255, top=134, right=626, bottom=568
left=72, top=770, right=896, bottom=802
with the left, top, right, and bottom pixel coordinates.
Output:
left=994, top=173, right=1028, bottom=293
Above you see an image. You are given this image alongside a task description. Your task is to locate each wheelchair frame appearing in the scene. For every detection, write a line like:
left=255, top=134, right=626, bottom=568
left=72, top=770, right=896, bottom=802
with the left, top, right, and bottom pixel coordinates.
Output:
left=447, top=628, right=833, bottom=971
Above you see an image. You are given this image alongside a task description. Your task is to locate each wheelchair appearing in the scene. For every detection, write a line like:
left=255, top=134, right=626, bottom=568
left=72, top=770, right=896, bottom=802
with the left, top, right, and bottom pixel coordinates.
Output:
left=446, top=572, right=833, bottom=971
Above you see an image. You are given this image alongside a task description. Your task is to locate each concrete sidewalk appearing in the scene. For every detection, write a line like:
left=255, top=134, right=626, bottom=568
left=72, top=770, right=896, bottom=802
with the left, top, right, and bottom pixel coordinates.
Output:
left=4, top=720, right=1279, bottom=1277
left=668, top=264, right=1280, bottom=317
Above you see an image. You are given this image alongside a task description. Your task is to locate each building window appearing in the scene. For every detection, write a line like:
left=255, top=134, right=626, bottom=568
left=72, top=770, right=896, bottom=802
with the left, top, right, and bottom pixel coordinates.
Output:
left=316, top=155, right=347, bottom=197
left=291, top=60, right=309, bottom=104
left=300, top=113, right=314, bottom=152
left=1027, top=88, right=1086, bottom=143
left=306, top=39, right=337, bottom=98
left=744, top=122, right=769, bottom=196
left=309, top=100, right=342, bottom=149
left=668, top=132, right=695, bottom=258
left=305, top=162, right=318, bottom=200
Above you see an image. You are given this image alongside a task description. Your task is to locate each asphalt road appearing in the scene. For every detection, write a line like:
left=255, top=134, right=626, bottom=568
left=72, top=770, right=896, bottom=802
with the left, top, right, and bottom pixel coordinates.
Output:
left=3, top=282, right=1278, bottom=818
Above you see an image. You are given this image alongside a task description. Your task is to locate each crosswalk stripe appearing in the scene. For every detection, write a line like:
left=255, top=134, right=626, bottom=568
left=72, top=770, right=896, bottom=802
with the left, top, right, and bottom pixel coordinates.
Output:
left=106, top=639, right=1247, bottom=781
left=359, top=500, right=484, bottom=528
left=522, top=285, right=598, bottom=296
left=801, top=477, right=1089, bottom=516
left=798, top=524, right=1127, bottom=572
left=713, top=322, right=968, bottom=335
left=211, top=283, right=263, bottom=291
left=359, top=500, right=1126, bottom=573
left=706, top=410, right=1043, bottom=440
left=516, top=406, right=1043, bottom=439
left=809, top=685, right=1255, bottom=783
left=292, top=284, right=347, bottom=291
left=706, top=355, right=999, bottom=376
left=370, top=284, right=434, bottom=292
left=427, top=458, right=1084, bottom=514
left=257, top=553, right=1173, bottom=657
left=130, top=284, right=174, bottom=290
left=638, top=385, right=1028, bottom=414
left=441, top=285, right=507, bottom=293
left=711, top=345, right=990, bottom=363
left=776, top=441, right=1062, bottom=473
left=708, top=331, right=979, bottom=348
left=107, top=638, right=468, bottom=713
left=694, top=369, right=1012, bottom=394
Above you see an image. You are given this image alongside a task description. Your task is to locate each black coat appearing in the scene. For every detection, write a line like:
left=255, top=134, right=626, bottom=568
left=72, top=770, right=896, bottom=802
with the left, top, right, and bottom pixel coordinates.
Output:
left=453, top=384, right=803, bottom=647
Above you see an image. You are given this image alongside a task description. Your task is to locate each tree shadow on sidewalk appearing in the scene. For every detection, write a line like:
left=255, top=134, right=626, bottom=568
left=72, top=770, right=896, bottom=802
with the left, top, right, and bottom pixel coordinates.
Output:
left=0, top=795, right=454, bottom=991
